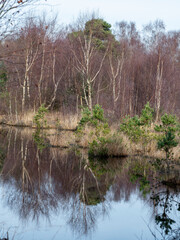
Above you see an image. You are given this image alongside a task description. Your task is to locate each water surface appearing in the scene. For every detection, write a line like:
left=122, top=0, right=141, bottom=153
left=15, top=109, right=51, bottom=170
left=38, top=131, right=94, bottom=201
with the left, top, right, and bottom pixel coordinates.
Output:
left=0, top=127, right=179, bottom=240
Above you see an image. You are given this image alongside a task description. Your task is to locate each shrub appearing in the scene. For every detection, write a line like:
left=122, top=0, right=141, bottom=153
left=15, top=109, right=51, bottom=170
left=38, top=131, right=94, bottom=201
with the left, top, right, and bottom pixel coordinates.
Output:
left=120, top=115, right=142, bottom=142
left=88, top=137, right=109, bottom=159
left=120, top=102, right=154, bottom=144
left=155, top=114, right=179, bottom=162
left=76, top=105, right=110, bottom=159
left=139, top=102, right=154, bottom=125
left=77, top=105, right=108, bottom=133
left=0, top=61, right=8, bottom=93
left=154, top=113, right=178, bottom=132
left=34, top=104, right=48, bottom=129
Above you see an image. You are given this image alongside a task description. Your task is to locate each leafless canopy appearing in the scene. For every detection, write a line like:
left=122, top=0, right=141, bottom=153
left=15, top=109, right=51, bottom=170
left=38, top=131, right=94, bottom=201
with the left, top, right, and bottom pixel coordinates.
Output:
left=0, top=0, right=41, bottom=37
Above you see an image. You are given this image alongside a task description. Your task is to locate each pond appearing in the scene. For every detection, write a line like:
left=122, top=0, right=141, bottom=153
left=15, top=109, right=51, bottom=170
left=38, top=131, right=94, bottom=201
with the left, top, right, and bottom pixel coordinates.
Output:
left=0, top=126, right=179, bottom=240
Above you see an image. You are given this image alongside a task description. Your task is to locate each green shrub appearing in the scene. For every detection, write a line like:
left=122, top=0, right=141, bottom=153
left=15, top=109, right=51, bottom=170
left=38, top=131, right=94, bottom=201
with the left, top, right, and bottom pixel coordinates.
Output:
left=0, top=62, right=7, bottom=93
left=157, top=131, right=178, bottom=153
left=34, top=104, right=48, bottom=129
left=120, top=115, right=142, bottom=142
left=139, top=102, right=154, bottom=125
left=0, top=62, right=9, bottom=101
left=120, top=103, right=154, bottom=144
left=154, top=113, right=178, bottom=132
left=77, top=104, right=108, bottom=132
left=77, top=104, right=109, bottom=135
left=155, top=114, right=179, bottom=162
left=88, top=137, right=110, bottom=159
left=76, top=105, right=110, bottom=159
left=120, top=102, right=154, bottom=144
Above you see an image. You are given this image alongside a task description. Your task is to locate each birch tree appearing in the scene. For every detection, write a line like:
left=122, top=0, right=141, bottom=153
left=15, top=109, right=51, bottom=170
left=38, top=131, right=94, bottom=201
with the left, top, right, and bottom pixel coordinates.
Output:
left=107, top=40, right=125, bottom=111
left=143, top=20, right=166, bottom=121
left=69, top=18, right=112, bottom=111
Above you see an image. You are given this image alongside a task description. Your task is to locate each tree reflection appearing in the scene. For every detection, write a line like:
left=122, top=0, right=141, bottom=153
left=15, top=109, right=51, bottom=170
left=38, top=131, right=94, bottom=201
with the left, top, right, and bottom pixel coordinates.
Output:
left=0, top=127, right=179, bottom=239
left=126, top=156, right=180, bottom=240
left=150, top=184, right=180, bottom=239
left=0, top=128, right=116, bottom=236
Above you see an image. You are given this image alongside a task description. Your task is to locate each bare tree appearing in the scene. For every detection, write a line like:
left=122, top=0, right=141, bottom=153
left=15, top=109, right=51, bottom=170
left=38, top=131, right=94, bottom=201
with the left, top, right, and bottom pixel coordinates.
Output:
left=69, top=18, right=111, bottom=111
left=143, top=20, right=166, bottom=121
left=0, top=0, right=43, bottom=37
left=107, top=39, right=125, bottom=111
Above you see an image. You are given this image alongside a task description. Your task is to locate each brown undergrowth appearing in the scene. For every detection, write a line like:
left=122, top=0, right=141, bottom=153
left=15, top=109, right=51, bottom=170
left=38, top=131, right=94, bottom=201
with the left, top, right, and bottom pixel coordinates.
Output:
left=0, top=111, right=179, bottom=160
left=74, top=124, right=180, bottom=160
left=0, top=111, right=79, bottom=130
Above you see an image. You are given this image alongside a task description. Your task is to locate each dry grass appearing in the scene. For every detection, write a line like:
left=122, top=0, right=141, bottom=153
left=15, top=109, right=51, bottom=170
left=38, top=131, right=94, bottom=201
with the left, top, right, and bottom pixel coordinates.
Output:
left=105, top=133, right=128, bottom=157
left=172, top=145, right=180, bottom=160
left=0, top=111, right=35, bottom=126
left=47, top=112, right=79, bottom=130
left=44, top=129, right=76, bottom=148
left=109, top=123, right=180, bottom=160
left=0, top=114, right=7, bottom=123
left=67, top=123, right=180, bottom=160
left=0, top=111, right=79, bottom=130
left=0, top=112, right=179, bottom=160
left=77, top=126, right=95, bottom=148
left=118, top=134, right=180, bottom=160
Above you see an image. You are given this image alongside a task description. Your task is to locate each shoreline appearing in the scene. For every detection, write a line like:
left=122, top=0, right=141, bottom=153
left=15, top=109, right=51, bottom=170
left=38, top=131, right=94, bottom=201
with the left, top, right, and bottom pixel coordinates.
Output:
left=0, top=124, right=179, bottom=161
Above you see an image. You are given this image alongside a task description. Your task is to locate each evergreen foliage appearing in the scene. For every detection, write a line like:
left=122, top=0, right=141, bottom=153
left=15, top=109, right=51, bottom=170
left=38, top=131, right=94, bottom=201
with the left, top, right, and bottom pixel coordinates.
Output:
left=85, top=18, right=112, bottom=40
left=76, top=104, right=110, bottom=159
left=120, top=102, right=154, bottom=143
left=33, top=104, right=48, bottom=129
left=155, top=114, right=179, bottom=161
left=77, top=104, right=109, bottom=136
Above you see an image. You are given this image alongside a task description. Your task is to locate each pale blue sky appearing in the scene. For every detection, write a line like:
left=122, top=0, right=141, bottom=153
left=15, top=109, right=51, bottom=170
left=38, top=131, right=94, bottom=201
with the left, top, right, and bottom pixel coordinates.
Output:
left=37, top=0, right=180, bottom=31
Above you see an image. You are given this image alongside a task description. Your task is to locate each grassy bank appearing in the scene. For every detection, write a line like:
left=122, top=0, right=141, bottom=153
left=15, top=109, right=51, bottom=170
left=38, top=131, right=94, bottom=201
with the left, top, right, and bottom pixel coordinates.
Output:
left=73, top=104, right=180, bottom=161
left=73, top=124, right=180, bottom=160
left=1, top=123, right=179, bottom=160
left=0, top=103, right=179, bottom=161
left=0, top=111, right=79, bottom=130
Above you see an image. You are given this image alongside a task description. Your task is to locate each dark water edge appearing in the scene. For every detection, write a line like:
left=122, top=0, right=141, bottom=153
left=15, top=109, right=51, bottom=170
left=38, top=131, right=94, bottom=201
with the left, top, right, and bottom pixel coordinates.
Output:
left=0, top=127, right=179, bottom=240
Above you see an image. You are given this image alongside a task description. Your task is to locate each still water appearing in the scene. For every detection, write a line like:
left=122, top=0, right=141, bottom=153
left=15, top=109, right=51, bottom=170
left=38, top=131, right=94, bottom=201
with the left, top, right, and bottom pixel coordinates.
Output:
left=0, top=127, right=179, bottom=240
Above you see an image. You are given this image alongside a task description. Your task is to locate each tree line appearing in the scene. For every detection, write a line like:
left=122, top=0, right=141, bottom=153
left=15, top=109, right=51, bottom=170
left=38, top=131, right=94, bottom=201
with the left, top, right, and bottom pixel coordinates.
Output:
left=0, top=13, right=180, bottom=120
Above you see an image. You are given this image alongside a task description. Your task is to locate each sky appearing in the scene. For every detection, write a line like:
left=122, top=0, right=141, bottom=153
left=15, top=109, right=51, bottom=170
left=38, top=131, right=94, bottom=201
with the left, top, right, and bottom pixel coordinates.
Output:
left=36, top=0, right=180, bottom=31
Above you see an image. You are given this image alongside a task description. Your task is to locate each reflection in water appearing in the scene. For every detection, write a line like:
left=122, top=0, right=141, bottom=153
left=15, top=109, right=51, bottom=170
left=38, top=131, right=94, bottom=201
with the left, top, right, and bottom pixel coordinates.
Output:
left=0, top=126, right=179, bottom=240
left=0, top=127, right=113, bottom=237
left=126, top=157, right=180, bottom=240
